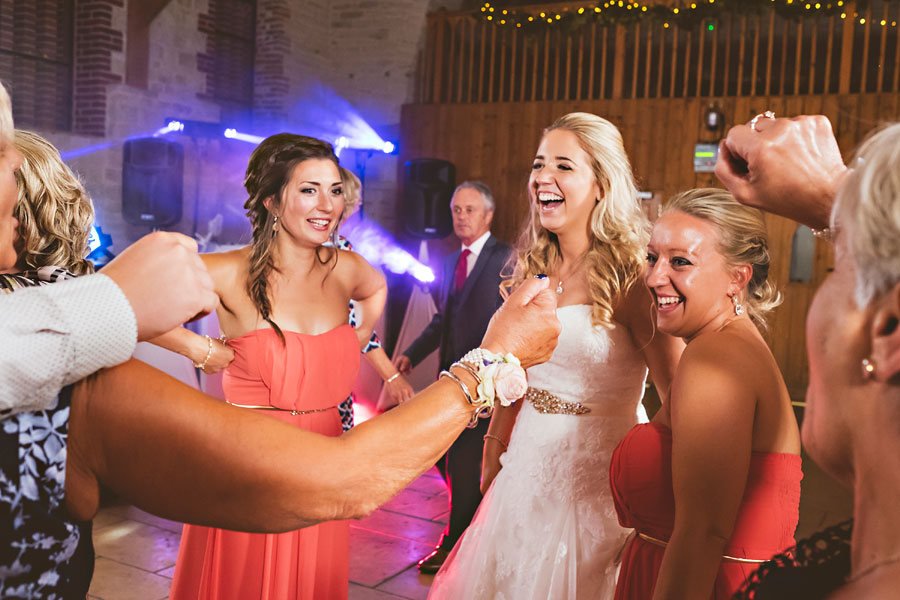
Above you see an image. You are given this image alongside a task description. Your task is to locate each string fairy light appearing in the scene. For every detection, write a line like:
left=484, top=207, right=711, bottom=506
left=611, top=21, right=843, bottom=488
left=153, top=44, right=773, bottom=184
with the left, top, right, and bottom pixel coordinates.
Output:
left=476, top=0, right=893, bottom=31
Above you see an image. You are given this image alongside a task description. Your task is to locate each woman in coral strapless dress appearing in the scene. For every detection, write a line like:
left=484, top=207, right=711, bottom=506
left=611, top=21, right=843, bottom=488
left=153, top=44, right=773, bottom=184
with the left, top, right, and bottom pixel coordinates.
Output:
left=610, top=189, right=802, bottom=600
left=162, top=133, right=387, bottom=600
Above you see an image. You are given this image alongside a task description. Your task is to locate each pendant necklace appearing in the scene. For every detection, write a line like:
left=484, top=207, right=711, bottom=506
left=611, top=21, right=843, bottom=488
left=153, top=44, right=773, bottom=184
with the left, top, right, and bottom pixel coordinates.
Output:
left=555, top=258, right=583, bottom=295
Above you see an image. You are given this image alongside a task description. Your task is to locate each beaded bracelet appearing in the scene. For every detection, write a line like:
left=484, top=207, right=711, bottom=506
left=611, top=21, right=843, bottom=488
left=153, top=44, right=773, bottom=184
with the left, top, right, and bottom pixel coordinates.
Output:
left=811, top=227, right=833, bottom=242
left=193, top=335, right=213, bottom=370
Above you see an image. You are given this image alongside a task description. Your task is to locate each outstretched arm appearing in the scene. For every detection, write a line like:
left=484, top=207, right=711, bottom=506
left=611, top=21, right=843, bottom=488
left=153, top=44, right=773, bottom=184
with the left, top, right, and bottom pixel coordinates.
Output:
left=66, top=277, right=561, bottom=532
left=148, top=327, right=234, bottom=374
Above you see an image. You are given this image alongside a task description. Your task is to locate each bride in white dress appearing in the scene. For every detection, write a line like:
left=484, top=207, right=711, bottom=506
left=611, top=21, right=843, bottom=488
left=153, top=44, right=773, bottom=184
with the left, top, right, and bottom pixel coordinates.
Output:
left=429, top=113, right=683, bottom=599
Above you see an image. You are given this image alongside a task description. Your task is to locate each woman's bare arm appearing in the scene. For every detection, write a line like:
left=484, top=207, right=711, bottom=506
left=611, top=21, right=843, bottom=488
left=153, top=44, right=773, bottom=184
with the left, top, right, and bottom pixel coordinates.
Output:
left=650, top=335, right=756, bottom=600
left=65, top=276, right=561, bottom=532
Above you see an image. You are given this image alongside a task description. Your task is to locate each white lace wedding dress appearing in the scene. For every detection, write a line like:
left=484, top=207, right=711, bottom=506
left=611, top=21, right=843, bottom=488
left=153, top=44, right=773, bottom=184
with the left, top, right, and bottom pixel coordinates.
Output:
left=429, top=304, right=649, bottom=600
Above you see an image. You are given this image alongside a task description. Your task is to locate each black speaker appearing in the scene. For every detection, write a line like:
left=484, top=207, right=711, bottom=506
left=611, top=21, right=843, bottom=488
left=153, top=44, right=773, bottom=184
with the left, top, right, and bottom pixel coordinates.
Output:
left=403, top=158, right=455, bottom=239
left=122, top=138, right=184, bottom=227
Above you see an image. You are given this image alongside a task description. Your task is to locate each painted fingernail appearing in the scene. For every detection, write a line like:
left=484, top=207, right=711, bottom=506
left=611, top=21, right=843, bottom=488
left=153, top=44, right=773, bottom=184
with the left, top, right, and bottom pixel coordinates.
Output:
left=534, top=274, right=548, bottom=279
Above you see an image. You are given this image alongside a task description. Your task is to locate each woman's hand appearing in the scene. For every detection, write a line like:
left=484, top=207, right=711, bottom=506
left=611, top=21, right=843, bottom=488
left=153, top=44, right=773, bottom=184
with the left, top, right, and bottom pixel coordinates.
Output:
left=385, top=373, right=414, bottom=404
left=715, top=114, right=847, bottom=229
left=481, top=277, right=560, bottom=369
left=200, top=338, right=234, bottom=374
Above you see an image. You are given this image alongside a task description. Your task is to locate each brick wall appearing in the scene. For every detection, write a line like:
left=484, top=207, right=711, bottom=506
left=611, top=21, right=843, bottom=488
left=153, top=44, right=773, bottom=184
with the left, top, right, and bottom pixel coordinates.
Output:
left=9, top=0, right=463, bottom=253
left=73, top=0, right=125, bottom=136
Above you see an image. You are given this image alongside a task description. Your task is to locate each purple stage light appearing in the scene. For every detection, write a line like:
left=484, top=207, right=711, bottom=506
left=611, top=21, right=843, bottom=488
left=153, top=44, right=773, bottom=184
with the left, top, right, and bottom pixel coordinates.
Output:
left=340, top=217, right=435, bottom=284
left=224, top=128, right=264, bottom=144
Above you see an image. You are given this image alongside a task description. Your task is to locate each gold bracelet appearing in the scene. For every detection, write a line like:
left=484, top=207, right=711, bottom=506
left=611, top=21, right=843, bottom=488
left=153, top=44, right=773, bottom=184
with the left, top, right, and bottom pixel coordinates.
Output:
left=193, top=335, right=213, bottom=369
left=483, top=434, right=508, bottom=450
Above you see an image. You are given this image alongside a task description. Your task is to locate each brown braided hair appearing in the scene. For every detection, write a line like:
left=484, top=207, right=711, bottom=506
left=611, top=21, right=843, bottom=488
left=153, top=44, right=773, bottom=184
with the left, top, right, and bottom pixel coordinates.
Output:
left=243, top=133, right=339, bottom=343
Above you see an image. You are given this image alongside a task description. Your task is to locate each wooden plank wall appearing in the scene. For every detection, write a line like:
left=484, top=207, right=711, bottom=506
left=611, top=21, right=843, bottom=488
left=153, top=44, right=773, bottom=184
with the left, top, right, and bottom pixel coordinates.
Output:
left=399, top=92, right=900, bottom=398
left=420, top=1, right=900, bottom=104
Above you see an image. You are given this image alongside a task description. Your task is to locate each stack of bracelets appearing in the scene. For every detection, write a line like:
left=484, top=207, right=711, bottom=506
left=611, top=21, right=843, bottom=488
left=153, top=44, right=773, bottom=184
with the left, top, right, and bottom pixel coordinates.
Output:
left=439, top=348, right=528, bottom=427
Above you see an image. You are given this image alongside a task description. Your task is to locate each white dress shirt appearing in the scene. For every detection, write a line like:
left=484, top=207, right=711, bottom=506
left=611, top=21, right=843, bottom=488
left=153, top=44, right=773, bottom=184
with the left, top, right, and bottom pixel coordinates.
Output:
left=461, top=230, right=491, bottom=277
left=0, top=273, right=137, bottom=418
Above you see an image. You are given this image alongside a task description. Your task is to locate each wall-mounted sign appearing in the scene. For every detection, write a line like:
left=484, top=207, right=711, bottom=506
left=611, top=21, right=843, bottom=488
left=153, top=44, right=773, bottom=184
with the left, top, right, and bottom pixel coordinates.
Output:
left=694, top=143, right=719, bottom=173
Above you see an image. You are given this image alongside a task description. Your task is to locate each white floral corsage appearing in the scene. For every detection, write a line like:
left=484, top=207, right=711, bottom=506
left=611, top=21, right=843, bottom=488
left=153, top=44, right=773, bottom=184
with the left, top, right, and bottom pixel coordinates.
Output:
left=460, top=349, right=528, bottom=409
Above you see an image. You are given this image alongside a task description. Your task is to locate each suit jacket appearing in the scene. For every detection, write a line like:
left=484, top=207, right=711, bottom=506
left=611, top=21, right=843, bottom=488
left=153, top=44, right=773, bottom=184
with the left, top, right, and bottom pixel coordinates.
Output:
left=404, top=235, right=512, bottom=372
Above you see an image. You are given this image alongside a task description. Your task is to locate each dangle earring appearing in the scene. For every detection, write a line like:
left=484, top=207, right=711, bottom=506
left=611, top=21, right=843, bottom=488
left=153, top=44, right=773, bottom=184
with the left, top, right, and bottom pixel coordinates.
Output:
left=272, top=215, right=279, bottom=234
left=862, top=357, right=877, bottom=380
left=731, top=294, right=745, bottom=316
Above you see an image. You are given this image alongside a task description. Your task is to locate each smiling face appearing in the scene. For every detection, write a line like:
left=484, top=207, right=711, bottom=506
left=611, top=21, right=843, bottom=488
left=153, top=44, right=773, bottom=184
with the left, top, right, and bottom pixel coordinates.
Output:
left=529, top=128, right=601, bottom=238
left=645, top=210, right=741, bottom=341
left=0, top=139, right=22, bottom=272
left=267, top=158, right=343, bottom=247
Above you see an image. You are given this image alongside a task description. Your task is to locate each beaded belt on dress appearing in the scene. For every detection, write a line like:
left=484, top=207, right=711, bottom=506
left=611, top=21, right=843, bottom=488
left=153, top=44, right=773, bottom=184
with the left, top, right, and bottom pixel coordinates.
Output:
left=226, top=401, right=332, bottom=416
left=637, top=532, right=768, bottom=564
left=525, top=387, right=591, bottom=415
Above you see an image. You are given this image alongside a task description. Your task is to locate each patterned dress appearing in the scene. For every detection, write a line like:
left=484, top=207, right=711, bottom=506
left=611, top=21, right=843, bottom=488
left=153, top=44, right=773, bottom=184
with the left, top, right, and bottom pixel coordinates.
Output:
left=336, top=236, right=382, bottom=431
left=0, top=268, right=95, bottom=599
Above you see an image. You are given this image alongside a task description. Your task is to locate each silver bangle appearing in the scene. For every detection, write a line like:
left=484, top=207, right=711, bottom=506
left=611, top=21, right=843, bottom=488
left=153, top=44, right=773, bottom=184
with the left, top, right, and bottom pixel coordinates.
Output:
left=451, top=361, right=482, bottom=384
left=440, top=369, right=486, bottom=428
left=386, top=372, right=400, bottom=384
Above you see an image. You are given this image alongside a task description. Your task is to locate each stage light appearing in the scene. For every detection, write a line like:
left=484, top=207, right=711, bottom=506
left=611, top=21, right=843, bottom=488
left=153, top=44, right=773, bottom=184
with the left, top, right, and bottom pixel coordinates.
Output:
left=335, top=136, right=350, bottom=157
left=339, top=216, right=435, bottom=284
left=87, top=224, right=115, bottom=267
left=221, top=129, right=265, bottom=144
left=381, top=141, right=397, bottom=154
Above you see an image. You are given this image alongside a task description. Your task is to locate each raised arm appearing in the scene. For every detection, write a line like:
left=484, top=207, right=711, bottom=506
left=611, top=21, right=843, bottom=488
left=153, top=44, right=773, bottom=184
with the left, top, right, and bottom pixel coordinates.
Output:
left=148, top=327, right=234, bottom=374
left=651, top=337, right=756, bottom=600
left=66, top=277, right=561, bottom=532
left=715, top=114, right=847, bottom=229
left=0, top=232, right=217, bottom=417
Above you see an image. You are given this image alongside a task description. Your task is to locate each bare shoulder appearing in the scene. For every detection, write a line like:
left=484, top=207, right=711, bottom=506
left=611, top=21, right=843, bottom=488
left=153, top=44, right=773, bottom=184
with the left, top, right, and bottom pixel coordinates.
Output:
left=202, top=247, right=250, bottom=292
left=675, top=330, right=759, bottom=400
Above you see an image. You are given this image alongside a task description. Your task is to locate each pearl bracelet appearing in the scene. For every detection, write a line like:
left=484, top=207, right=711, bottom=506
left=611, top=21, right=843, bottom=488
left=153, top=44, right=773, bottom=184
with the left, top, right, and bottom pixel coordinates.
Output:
left=193, top=335, right=213, bottom=370
left=811, top=227, right=833, bottom=242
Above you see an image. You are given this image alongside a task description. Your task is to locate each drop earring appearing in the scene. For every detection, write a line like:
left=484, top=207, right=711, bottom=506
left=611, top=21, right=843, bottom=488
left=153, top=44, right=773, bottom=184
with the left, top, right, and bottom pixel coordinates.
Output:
left=272, top=215, right=279, bottom=233
left=731, top=294, right=745, bottom=316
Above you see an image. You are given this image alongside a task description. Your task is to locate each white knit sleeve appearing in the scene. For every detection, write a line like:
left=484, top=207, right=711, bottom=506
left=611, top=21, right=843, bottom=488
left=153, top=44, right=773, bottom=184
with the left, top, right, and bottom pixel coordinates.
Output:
left=0, top=273, right=137, bottom=418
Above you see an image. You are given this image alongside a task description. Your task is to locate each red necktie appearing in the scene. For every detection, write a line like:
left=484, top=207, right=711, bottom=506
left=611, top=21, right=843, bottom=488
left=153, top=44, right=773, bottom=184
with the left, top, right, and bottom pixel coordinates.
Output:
left=455, top=249, right=471, bottom=292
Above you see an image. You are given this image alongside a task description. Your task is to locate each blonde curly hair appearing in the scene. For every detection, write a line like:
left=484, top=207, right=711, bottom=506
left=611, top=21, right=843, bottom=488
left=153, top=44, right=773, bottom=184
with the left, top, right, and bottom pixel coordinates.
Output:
left=340, top=166, right=361, bottom=220
left=503, top=112, right=649, bottom=328
left=14, top=130, right=95, bottom=274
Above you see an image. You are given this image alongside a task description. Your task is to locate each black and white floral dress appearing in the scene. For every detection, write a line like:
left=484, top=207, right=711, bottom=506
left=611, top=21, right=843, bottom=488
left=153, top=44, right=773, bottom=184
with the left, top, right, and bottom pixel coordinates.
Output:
left=1, top=268, right=94, bottom=599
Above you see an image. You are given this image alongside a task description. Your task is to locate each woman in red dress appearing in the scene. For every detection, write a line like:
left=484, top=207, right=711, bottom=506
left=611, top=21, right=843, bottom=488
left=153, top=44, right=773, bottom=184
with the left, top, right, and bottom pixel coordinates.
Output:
left=610, top=188, right=802, bottom=599
left=166, top=133, right=387, bottom=600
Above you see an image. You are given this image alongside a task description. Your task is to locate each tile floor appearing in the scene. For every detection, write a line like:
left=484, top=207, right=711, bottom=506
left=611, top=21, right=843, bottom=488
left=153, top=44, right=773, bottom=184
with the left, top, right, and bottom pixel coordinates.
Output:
left=87, top=435, right=854, bottom=599
left=88, top=468, right=448, bottom=600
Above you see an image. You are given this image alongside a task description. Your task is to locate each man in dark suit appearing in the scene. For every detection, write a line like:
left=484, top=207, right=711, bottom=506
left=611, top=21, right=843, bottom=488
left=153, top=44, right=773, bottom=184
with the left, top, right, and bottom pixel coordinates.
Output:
left=395, top=181, right=512, bottom=574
